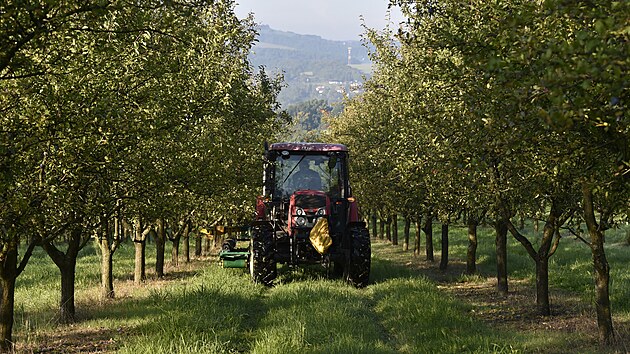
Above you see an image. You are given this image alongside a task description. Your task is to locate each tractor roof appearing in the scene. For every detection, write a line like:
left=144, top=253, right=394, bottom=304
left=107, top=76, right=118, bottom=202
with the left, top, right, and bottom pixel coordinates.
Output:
left=269, top=142, right=348, bottom=152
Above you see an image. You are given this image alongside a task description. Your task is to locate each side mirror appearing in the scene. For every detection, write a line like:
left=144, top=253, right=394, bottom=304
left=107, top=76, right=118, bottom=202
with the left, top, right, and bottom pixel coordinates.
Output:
left=264, top=150, right=281, bottom=161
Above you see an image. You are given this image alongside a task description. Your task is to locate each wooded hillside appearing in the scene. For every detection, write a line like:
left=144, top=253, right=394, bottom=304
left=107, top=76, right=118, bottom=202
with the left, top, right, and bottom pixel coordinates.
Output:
left=250, top=25, right=370, bottom=105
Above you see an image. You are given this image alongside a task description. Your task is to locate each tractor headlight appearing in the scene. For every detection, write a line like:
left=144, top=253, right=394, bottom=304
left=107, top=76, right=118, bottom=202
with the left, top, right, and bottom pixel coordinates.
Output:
left=316, top=207, right=326, bottom=216
left=295, top=207, right=306, bottom=216
left=296, top=217, right=307, bottom=226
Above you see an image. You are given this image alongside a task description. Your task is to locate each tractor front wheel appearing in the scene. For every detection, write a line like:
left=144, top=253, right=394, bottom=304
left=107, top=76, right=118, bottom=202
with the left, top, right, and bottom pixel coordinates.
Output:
left=345, top=225, right=371, bottom=288
left=249, top=226, right=276, bottom=286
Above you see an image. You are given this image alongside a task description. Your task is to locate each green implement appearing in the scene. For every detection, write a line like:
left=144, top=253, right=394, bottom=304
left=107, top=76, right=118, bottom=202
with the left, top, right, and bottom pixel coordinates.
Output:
left=218, top=250, right=249, bottom=268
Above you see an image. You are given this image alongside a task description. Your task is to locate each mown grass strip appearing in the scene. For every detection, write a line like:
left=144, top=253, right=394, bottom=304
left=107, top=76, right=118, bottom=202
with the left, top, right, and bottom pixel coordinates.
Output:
left=250, top=279, right=394, bottom=354
left=114, top=267, right=266, bottom=353
left=369, top=277, right=522, bottom=353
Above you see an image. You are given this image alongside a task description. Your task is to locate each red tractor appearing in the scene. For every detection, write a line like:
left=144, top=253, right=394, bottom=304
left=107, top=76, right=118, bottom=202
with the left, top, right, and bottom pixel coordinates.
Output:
left=249, top=142, right=370, bottom=287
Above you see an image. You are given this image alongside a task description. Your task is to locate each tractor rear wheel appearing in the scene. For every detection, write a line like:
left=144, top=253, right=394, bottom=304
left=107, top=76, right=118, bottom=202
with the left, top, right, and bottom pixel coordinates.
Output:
left=249, top=225, right=276, bottom=286
left=345, top=225, right=371, bottom=288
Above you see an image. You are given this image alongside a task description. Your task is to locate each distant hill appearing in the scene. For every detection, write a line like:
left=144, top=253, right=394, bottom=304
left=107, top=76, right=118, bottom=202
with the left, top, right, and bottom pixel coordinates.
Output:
left=249, top=25, right=372, bottom=107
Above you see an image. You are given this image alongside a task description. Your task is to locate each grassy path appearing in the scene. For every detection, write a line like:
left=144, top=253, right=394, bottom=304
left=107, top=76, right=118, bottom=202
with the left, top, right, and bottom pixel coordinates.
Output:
left=14, top=230, right=630, bottom=353
left=106, top=248, right=520, bottom=354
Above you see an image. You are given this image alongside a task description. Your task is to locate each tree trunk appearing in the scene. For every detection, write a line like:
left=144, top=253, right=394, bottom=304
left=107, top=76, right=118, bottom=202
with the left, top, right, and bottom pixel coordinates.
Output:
left=171, top=237, right=180, bottom=267
left=591, top=240, right=613, bottom=345
left=195, top=231, right=202, bottom=257
left=371, top=214, right=377, bottom=239
left=413, top=217, right=422, bottom=256
left=156, top=218, right=166, bottom=278
left=211, top=227, right=218, bottom=250
left=134, top=241, right=146, bottom=284
left=170, top=219, right=188, bottom=267
left=386, top=216, right=391, bottom=242
left=583, top=185, right=614, bottom=345
left=466, top=220, right=478, bottom=275
left=0, top=242, right=17, bottom=351
left=183, top=232, right=190, bottom=263
left=122, top=219, right=132, bottom=242
left=403, top=217, right=411, bottom=251
left=99, top=236, right=114, bottom=299
left=534, top=209, right=561, bottom=316
left=379, top=217, right=385, bottom=240
left=133, top=219, right=147, bottom=285
left=392, top=214, right=398, bottom=246
left=506, top=205, right=562, bottom=317
left=494, top=219, right=509, bottom=296
left=204, top=236, right=210, bottom=255
left=59, top=260, right=76, bottom=323
left=94, top=217, right=115, bottom=299
left=422, top=215, right=434, bottom=262
left=439, top=223, right=449, bottom=270
left=41, top=225, right=86, bottom=324
left=536, top=256, right=550, bottom=316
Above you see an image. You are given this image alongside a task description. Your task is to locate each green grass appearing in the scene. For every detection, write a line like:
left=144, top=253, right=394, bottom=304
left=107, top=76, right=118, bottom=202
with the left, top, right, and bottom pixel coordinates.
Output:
left=400, top=221, right=630, bottom=304
left=11, top=222, right=630, bottom=353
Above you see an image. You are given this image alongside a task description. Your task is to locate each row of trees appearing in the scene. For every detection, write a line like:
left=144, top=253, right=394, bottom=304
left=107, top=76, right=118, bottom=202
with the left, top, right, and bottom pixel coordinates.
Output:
left=283, top=99, right=337, bottom=141
left=326, top=0, right=628, bottom=346
left=0, top=0, right=282, bottom=350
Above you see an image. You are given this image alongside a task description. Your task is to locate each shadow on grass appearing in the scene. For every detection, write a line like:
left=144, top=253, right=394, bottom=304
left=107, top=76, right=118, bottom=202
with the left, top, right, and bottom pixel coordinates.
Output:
left=94, top=268, right=270, bottom=353
left=267, top=241, right=468, bottom=288
left=17, top=326, right=121, bottom=353
left=274, top=264, right=338, bottom=285
left=254, top=252, right=528, bottom=353
left=369, top=241, right=471, bottom=285
left=18, top=236, right=629, bottom=353
left=113, top=264, right=204, bottom=283
left=251, top=281, right=397, bottom=354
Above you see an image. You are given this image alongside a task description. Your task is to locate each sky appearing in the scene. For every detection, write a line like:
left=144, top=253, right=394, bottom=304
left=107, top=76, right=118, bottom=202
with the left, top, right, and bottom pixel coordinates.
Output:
left=234, top=0, right=405, bottom=41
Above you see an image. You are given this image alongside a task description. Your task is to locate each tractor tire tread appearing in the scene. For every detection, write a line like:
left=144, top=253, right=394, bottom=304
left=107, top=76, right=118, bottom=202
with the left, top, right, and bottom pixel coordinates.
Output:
left=346, top=226, right=371, bottom=288
left=250, top=226, right=276, bottom=286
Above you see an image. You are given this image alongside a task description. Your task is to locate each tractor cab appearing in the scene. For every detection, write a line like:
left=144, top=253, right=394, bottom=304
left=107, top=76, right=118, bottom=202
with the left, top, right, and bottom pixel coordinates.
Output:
left=257, top=143, right=360, bottom=243
left=271, top=151, right=344, bottom=199
left=265, top=143, right=348, bottom=200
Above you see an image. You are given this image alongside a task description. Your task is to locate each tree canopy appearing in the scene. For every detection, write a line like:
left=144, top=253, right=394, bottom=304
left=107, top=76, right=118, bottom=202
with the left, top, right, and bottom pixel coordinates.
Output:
left=1, top=1, right=284, bottom=348
left=326, top=0, right=628, bottom=344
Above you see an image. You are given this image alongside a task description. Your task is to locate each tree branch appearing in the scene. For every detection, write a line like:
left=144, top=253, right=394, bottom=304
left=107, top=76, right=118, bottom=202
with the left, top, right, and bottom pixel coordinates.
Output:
left=563, top=225, right=591, bottom=246
left=67, top=27, right=183, bottom=42
left=0, top=2, right=113, bottom=76
left=548, top=228, right=562, bottom=258
left=505, top=219, right=538, bottom=260
left=16, top=235, right=41, bottom=276
left=79, top=231, right=93, bottom=250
